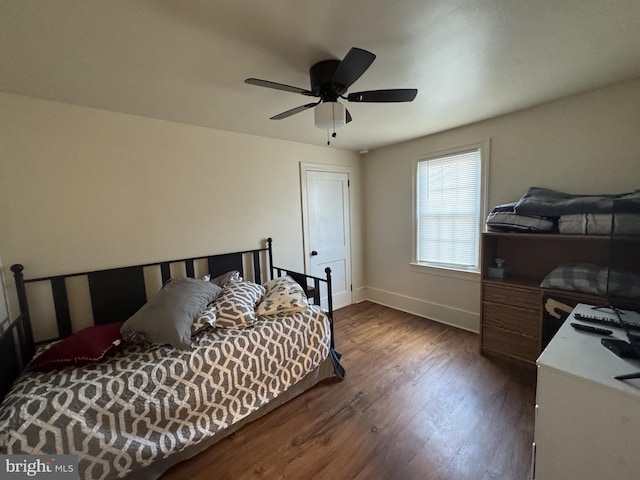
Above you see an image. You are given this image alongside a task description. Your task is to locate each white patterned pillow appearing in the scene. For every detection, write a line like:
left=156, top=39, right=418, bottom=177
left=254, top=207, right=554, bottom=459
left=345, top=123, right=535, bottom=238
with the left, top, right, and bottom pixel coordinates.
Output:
left=256, top=275, right=309, bottom=316
left=191, top=303, right=217, bottom=335
left=214, top=281, right=266, bottom=328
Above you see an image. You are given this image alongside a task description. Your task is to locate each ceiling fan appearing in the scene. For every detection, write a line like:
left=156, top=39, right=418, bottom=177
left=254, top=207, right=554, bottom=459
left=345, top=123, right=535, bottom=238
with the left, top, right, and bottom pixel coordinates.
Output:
left=245, top=47, right=418, bottom=143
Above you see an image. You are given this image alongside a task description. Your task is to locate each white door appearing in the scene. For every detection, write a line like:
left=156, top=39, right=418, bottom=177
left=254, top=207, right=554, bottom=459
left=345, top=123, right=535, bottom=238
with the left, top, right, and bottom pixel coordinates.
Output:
left=301, top=166, right=352, bottom=310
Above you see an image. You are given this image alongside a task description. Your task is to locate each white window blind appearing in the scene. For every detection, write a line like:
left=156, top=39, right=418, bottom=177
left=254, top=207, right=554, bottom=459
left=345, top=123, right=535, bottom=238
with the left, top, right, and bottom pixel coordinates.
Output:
left=416, top=149, right=481, bottom=270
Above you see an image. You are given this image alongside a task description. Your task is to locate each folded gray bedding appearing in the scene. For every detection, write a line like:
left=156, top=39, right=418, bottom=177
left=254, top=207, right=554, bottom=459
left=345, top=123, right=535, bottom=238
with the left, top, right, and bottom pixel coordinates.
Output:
left=514, top=187, right=640, bottom=216
left=558, top=213, right=640, bottom=235
left=487, top=188, right=640, bottom=235
left=486, top=202, right=556, bottom=233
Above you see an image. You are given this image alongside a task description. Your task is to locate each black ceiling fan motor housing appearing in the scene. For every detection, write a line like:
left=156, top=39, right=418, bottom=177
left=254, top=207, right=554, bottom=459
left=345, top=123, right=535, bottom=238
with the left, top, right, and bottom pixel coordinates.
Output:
left=309, top=60, right=343, bottom=100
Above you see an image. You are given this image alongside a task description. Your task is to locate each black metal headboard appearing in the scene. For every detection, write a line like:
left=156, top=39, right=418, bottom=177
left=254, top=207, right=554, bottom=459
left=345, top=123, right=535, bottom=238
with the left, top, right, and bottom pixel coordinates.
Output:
left=1, top=237, right=337, bottom=401
left=12, top=241, right=271, bottom=343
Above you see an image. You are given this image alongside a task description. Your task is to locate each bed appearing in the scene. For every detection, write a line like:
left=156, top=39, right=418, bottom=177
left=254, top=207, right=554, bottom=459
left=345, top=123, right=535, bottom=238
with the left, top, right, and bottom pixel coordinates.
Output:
left=0, top=238, right=344, bottom=479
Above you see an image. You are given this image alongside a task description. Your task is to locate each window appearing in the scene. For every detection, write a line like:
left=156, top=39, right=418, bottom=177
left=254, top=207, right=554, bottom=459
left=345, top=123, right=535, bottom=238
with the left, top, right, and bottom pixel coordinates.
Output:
left=413, top=142, right=488, bottom=273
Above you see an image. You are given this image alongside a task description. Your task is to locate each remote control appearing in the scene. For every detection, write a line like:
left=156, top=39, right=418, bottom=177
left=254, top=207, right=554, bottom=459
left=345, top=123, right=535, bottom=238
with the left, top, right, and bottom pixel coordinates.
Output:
left=574, top=313, right=640, bottom=332
left=570, top=322, right=612, bottom=335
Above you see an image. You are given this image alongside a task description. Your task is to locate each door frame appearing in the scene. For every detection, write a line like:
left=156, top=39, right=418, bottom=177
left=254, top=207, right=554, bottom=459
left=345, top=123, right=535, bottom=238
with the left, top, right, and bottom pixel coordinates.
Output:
left=299, top=162, right=354, bottom=307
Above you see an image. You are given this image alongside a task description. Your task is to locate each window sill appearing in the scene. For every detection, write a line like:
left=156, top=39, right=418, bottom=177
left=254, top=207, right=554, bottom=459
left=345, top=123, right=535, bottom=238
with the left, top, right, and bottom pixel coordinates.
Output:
left=410, top=262, right=480, bottom=282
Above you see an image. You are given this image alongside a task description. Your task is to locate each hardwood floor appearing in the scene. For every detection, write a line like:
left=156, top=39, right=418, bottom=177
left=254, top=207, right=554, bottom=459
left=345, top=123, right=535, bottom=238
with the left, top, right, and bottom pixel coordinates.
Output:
left=162, top=301, right=537, bottom=480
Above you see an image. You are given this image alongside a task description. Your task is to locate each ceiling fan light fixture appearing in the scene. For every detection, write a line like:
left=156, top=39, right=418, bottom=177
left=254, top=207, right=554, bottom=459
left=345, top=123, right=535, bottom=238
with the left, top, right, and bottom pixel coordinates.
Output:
left=314, top=101, right=346, bottom=130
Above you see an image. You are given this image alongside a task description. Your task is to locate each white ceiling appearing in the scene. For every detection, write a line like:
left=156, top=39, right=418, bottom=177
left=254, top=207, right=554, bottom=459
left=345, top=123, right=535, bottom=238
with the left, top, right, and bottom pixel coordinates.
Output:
left=2, top=0, right=640, bottom=152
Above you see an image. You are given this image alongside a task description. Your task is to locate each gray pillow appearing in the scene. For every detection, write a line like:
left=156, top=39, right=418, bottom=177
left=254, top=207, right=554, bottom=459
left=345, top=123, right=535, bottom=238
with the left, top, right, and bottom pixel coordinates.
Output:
left=121, top=277, right=221, bottom=349
left=608, top=269, right=640, bottom=299
left=540, top=263, right=607, bottom=295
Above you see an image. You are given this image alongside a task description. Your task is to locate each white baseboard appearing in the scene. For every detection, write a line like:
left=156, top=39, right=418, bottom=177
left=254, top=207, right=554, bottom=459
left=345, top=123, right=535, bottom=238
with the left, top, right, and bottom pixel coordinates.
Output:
left=356, top=286, right=479, bottom=333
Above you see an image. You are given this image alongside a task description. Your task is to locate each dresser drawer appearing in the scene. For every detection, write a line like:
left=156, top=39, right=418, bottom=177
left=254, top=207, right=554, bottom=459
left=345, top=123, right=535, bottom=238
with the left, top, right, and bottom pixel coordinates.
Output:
left=482, top=301, right=540, bottom=337
left=483, top=283, right=541, bottom=309
left=482, top=324, right=540, bottom=363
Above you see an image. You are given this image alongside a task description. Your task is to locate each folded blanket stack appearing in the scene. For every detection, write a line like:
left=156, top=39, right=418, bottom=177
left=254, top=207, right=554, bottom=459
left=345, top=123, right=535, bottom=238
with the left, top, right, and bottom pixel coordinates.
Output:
left=486, top=187, right=640, bottom=235
left=485, top=202, right=556, bottom=233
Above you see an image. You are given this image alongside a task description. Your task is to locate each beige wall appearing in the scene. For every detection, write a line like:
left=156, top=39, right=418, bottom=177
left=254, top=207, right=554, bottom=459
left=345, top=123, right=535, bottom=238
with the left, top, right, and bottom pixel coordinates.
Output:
left=3, top=78, right=639, bottom=337
left=361, top=79, right=640, bottom=332
left=0, top=92, right=362, bottom=335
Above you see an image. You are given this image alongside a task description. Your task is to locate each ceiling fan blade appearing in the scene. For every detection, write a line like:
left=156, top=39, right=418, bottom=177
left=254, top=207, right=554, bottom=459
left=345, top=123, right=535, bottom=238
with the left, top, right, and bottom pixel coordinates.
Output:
left=345, top=108, right=352, bottom=124
left=270, top=102, right=318, bottom=120
left=332, top=47, right=376, bottom=90
left=347, top=89, right=418, bottom=103
left=245, top=78, right=314, bottom=96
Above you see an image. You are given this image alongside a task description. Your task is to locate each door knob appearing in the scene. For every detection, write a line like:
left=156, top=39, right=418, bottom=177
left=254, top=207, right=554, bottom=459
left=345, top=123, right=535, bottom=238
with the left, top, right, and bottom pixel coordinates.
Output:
left=310, top=250, right=318, bottom=256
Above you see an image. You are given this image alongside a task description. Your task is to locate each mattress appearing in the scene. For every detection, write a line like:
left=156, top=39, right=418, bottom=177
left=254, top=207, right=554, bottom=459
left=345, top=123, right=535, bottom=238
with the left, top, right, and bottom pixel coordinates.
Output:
left=0, top=305, right=331, bottom=480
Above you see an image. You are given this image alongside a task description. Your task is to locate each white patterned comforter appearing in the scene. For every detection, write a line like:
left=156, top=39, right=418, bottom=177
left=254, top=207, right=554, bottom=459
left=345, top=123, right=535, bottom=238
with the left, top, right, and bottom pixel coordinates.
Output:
left=0, top=305, right=331, bottom=480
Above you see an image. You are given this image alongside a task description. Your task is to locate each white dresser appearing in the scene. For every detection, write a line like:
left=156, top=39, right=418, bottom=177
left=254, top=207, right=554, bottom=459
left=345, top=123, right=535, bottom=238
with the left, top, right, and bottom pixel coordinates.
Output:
left=534, top=303, right=640, bottom=480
